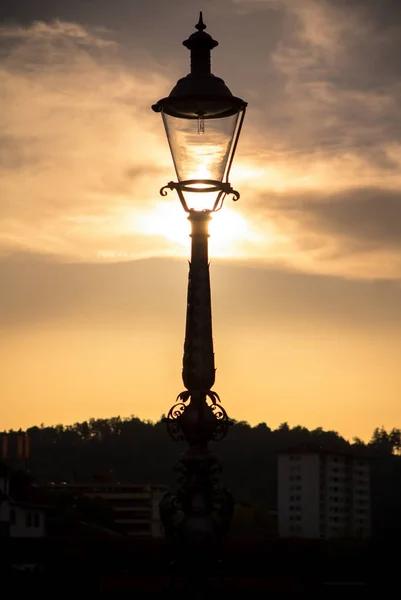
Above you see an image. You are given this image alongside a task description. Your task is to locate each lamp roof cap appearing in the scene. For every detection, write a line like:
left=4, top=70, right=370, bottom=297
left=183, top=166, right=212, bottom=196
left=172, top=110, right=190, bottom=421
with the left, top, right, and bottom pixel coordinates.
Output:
left=183, top=11, right=218, bottom=51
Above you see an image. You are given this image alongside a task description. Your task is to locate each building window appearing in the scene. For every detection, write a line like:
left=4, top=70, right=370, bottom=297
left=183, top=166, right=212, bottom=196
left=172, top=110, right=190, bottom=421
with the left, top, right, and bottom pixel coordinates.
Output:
left=9, top=509, right=16, bottom=525
left=290, top=525, right=302, bottom=534
left=26, top=512, right=32, bottom=527
left=34, top=513, right=40, bottom=528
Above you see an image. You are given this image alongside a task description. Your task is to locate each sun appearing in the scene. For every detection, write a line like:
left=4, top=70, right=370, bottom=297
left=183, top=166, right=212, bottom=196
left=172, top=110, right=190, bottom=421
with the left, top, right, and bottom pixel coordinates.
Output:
left=134, top=200, right=259, bottom=258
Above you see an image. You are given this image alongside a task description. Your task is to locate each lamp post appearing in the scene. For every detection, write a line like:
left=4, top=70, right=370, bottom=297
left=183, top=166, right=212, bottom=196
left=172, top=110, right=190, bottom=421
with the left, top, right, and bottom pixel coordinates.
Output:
left=152, top=12, right=247, bottom=582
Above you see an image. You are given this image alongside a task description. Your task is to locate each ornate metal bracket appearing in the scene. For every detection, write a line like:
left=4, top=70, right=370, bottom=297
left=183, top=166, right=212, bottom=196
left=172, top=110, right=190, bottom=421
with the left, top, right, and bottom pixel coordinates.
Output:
left=163, top=390, right=233, bottom=443
left=160, top=179, right=240, bottom=213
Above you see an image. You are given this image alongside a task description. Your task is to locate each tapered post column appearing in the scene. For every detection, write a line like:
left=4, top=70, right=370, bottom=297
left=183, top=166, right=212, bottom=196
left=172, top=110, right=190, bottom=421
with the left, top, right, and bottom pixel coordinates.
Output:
left=160, top=211, right=233, bottom=555
left=183, top=210, right=215, bottom=395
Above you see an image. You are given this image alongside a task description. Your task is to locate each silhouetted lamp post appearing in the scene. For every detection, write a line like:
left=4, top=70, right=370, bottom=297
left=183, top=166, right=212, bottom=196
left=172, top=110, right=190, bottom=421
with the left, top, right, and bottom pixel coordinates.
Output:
left=152, top=12, right=247, bottom=572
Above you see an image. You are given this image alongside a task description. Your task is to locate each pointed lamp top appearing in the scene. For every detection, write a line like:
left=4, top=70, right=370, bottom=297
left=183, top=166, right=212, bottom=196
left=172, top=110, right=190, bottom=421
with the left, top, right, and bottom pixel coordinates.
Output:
left=196, top=11, right=206, bottom=31
left=183, top=11, right=218, bottom=52
left=152, top=12, right=247, bottom=119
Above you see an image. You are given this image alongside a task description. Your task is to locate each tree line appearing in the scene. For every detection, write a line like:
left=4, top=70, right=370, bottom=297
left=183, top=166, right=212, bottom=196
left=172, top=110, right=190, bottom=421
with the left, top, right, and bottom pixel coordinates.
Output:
left=2, top=416, right=401, bottom=538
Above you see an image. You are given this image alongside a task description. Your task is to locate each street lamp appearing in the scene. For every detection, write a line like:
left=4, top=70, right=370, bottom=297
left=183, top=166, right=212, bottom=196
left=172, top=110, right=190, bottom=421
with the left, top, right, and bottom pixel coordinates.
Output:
left=152, top=12, right=246, bottom=577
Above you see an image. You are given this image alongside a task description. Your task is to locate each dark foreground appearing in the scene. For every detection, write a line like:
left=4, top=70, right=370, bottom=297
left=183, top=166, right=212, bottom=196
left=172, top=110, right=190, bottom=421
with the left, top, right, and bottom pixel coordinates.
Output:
left=1, top=536, right=396, bottom=596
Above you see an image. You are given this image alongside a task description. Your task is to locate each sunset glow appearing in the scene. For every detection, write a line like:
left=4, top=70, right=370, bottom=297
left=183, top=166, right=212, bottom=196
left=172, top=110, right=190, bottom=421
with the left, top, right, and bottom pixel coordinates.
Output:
left=134, top=201, right=262, bottom=257
left=1, top=2, right=401, bottom=442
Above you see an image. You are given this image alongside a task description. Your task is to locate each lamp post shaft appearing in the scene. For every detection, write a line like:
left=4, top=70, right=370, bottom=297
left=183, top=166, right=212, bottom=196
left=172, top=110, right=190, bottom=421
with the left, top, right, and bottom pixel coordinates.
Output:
left=183, top=211, right=215, bottom=393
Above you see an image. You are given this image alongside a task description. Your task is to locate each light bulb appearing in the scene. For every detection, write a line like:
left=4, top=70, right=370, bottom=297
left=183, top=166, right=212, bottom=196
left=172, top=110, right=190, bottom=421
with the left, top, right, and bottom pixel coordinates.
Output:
left=197, top=115, right=205, bottom=135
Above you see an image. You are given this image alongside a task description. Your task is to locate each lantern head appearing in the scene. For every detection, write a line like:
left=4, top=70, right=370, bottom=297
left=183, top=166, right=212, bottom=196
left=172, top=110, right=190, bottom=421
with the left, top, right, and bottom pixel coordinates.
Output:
left=152, top=12, right=247, bottom=212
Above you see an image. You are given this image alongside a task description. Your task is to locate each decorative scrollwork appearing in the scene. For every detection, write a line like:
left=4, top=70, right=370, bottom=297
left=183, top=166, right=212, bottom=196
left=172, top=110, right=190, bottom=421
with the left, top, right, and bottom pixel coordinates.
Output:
left=159, top=179, right=240, bottom=213
left=210, top=403, right=233, bottom=441
left=168, top=402, right=186, bottom=420
left=206, top=390, right=221, bottom=405
left=202, top=391, right=232, bottom=441
left=163, top=391, right=191, bottom=441
left=173, top=460, right=188, bottom=486
left=159, top=491, right=185, bottom=542
left=159, top=457, right=234, bottom=545
left=177, top=390, right=190, bottom=403
left=164, top=403, right=186, bottom=441
left=164, top=389, right=232, bottom=442
left=209, top=461, right=223, bottom=486
left=160, top=181, right=176, bottom=197
left=230, top=188, right=240, bottom=202
left=210, top=487, right=235, bottom=538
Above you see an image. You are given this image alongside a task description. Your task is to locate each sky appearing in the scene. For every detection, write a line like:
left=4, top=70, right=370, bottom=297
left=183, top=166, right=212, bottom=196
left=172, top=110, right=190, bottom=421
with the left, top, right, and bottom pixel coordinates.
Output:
left=1, top=0, right=401, bottom=441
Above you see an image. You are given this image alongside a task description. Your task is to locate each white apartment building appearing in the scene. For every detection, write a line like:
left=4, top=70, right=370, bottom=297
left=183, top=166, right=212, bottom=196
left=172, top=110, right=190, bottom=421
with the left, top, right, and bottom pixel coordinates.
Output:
left=277, top=443, right=370, bottom=540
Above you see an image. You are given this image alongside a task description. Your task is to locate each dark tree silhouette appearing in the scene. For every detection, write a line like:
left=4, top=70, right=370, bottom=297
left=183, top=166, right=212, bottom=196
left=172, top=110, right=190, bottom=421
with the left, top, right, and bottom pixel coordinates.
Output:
left=370, top=427, right=401, bottom=455
left=2, top=417, right=401, bottom=539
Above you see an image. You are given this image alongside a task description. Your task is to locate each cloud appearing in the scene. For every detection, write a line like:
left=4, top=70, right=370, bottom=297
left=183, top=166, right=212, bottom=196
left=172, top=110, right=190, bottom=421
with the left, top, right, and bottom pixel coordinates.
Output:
left=225, top=0, right=401, bottom=279
left=1, top=6, right=401, bottom=280
left=0, top=20, right=175, bottom=260
left=263, top=0, right=401, bottom=153
left=299, top=189, right=401, bottom=249
left=250, top=187, right=401, bottom=279
left=0, top=19, right=114, bottom=47
left=2, top=253, right=401, bottom=333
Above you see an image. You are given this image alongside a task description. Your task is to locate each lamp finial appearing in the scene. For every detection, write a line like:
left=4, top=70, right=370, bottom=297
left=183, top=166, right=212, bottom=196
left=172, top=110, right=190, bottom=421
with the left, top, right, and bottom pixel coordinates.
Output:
left=196, top=12, right=206, bottom=32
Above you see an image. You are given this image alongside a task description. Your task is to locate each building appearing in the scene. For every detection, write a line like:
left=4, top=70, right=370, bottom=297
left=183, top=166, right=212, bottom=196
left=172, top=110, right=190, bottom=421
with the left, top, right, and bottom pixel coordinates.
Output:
left=277, top=443, right=371, bottom=539
left=45, top=481, right=168, bottom=538
left=0, top=463, right=47, bottom=538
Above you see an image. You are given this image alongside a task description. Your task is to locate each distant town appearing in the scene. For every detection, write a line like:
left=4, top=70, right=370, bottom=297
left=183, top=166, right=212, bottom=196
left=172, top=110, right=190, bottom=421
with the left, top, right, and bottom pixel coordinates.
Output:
left=0, top=416, right=399, bottom=592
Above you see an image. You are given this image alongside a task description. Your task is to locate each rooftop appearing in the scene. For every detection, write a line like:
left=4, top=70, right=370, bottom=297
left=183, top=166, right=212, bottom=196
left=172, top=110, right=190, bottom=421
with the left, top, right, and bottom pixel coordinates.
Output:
left=278, top=442, right=368, bottom=459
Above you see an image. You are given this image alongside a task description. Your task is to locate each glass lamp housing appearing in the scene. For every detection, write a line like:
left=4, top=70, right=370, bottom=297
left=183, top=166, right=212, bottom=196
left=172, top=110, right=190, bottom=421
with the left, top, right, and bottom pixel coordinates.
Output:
left=163, top=110, right=240, bottom=182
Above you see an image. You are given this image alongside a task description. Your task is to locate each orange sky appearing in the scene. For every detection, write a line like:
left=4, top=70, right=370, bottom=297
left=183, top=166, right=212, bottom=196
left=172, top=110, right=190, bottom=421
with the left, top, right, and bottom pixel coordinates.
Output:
left=1, top=0, right=401, bottom=441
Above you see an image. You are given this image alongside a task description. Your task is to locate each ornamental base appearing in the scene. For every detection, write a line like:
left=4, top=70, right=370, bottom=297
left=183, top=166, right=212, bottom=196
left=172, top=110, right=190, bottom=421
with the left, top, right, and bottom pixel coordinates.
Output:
left=160, top=449, right=234, bottom=551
